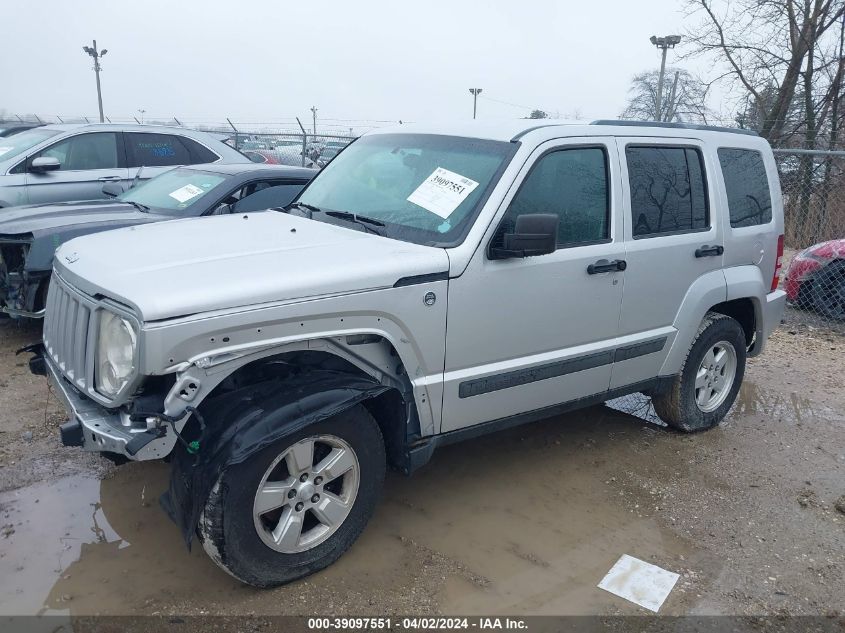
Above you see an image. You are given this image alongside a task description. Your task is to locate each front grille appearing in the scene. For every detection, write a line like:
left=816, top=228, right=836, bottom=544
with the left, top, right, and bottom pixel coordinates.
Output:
left=43, top=276, right=94, bottom=391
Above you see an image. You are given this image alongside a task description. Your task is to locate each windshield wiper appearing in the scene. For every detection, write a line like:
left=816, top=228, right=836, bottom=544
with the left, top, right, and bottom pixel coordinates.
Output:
left=323, top=210, right=385, bottom=235
left=124, top=200, right=149, bottom=213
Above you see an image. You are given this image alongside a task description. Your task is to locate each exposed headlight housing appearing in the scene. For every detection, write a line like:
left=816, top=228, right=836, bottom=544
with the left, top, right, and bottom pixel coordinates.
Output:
left=96, top=311, right=137, bottom=398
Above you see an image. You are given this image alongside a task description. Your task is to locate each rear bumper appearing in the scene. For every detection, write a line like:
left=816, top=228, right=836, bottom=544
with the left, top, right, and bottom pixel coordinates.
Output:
left=752, top=289, right=786, bottom=356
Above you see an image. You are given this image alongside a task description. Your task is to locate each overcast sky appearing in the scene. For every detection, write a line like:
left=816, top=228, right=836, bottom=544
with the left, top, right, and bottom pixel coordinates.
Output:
left=0, top=0, right=722, bottom=132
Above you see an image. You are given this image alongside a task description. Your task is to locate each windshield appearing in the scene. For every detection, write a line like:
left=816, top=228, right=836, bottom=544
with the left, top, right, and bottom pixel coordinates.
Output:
left=0, top=128, right=60, bottom=162
left=297, top=133, right=515, bottom=246
left=120, top=167, right=227, bottom=212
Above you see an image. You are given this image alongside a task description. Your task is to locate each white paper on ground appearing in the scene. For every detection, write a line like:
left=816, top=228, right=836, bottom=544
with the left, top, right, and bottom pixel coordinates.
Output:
left=169, top=183, right=204, bottom=203
left=597, top=554, right=680, bottom=612
left=407, top=167, right=479, bottom=219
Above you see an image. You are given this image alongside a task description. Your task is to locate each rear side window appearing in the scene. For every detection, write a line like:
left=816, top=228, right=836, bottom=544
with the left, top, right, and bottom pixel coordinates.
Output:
left=500, top=147, right=609, bottom=246
left=718, top=148, right=772, bottom=227
left=626, top=146, right=708, bottom=237
left=126, top=133, right=192, bottom=167
left=182, top=137, right=220, bottom=164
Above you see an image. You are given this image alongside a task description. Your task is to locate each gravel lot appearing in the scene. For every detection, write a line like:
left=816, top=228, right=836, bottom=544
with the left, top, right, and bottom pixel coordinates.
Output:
left=0, top=315, right=843, bottom=618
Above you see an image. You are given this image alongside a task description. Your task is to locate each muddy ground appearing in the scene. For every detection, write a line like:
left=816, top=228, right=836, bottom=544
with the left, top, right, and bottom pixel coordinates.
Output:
left=0, top=315, right=843, bottom=618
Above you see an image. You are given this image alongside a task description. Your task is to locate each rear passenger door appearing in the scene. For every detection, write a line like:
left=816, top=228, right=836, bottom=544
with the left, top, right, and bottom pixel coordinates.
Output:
left=611, top=138, right=725, bottom=389
left=124, top=132, right=221, bottom=189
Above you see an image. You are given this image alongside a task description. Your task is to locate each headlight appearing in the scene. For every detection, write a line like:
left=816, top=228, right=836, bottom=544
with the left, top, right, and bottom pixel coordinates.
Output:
left=96, top=311, right=137, bottom=397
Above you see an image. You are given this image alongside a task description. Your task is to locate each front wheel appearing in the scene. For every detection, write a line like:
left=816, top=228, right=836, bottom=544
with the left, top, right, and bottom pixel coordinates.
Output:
left=199, top=404, right=385, bottom=587
left=652, top=312, right=746, bottom=432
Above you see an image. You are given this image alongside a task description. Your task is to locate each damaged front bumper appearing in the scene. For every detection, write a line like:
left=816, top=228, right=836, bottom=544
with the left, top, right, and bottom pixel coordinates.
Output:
left=38, top=349, right=178, bottom=460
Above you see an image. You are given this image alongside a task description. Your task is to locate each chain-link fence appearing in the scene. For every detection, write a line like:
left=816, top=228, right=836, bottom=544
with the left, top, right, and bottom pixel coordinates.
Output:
left=774, top=148, right=845, bottom=333
left=221, top=132, right=357, bottom=169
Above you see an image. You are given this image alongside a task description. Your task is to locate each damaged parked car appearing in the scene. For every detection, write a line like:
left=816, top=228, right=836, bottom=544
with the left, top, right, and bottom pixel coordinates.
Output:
left=0, top=163, right=314, bottom=318
left=29, top=120, right=785, bottom=587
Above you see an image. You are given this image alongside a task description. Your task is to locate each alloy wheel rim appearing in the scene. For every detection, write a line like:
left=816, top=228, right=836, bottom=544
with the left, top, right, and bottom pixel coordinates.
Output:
left=252, top=435, right=359, bottom=554
left=694, top=341, right=738, bottom=413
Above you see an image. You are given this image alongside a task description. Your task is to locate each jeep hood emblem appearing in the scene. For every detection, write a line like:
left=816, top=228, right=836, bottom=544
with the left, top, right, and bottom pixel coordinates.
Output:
left=64, top=252, right=79, bottom=264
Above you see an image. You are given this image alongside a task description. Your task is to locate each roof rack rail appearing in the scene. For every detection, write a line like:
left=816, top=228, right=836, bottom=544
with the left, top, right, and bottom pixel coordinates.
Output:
left=590, top=119, right=759, bottom=137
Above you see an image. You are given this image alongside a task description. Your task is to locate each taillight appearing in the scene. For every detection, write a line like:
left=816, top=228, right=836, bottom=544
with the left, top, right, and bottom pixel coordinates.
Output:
left=771, top=234, right=784, bottom=291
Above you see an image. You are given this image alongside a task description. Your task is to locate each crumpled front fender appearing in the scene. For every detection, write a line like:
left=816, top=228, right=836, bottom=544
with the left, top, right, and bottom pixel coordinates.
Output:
left=160, top=368, right=388, bottom=547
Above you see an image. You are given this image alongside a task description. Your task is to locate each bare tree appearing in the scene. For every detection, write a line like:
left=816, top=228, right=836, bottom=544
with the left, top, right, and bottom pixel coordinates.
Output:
left=685, top=0, right=845, bottom=143
left=526, top=109, right=549, bottom=119
left=621, top=68, right=713, bottom=122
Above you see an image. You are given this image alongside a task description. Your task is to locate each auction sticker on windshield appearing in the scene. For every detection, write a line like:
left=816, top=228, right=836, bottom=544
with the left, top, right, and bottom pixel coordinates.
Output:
left=0, top=147, right=13, bottom=157
left=407, top=167, right=479, bottom=219
left=169, top=184, right=204, bottom=204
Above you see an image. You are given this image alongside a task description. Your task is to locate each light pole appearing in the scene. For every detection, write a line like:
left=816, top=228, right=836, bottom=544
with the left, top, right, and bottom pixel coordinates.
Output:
left=649, top=35, right=681, bottom=122
left=138, top=109, right=146, bottom=124
left=82, top=40, right=108, bottom=123
left=469, top=88, right=483, bottom=119
left=310, top=106, right=318, bottom=135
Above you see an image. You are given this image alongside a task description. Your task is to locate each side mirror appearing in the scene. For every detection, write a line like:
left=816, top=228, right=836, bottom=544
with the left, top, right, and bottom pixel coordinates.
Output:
left=212, top=202, right=233, bottom=215
left=29, top=156, right=61, bottom=173
left=489, top=213, right=559, bottom=260
left=102, top=183, right=124, bottom=198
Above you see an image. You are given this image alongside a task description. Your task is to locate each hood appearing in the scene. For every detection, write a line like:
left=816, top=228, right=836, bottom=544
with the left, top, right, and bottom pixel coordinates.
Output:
left=0, top=199, right=161, bottom=236
left=55, top=212, right=450, bottom=321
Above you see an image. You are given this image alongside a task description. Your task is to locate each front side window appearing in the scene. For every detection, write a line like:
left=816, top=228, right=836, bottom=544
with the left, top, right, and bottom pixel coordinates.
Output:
left=626, top=146, right=708, bottom=237
left=34, top=132, right=119, bottom=171
left=497, top=147, right=609, bottom=247
left=718, top=148, right=772, bottom=227
left=297, top=133, right=516, bottom=246
left=120, top=167, right=227, bottom=212
left=126, top=133, right=192, bottom=167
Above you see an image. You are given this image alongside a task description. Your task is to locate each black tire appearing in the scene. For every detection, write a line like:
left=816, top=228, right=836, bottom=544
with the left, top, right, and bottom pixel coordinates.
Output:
left=652, top=312, right=746, bottom=432
left=199, top=404, right=385, bottom=587
left=810, top=260, right=845, bottom=320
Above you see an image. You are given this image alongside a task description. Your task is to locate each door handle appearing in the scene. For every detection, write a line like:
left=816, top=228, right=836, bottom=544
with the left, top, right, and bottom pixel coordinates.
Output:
left=98, top=176, right=122, bottom=182
left=587, top=259, right=627, bottom=274
left=695, top=244, right=724, bottom=258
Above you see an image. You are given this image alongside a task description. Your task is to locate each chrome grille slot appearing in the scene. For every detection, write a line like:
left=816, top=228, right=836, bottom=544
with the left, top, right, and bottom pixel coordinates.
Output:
left=43, top=275, right=94, bottom=391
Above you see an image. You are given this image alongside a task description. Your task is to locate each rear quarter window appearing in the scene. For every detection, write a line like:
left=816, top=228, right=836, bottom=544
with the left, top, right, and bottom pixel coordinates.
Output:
left=718, top=148, right=772, bottom=227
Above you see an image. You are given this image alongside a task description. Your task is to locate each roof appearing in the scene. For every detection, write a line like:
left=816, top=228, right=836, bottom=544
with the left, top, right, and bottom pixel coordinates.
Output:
left=181, top=162, right=316, bottom=179
left=365, top=119, right=768, bottom=147
left=37, top=122, right=219, bottom=135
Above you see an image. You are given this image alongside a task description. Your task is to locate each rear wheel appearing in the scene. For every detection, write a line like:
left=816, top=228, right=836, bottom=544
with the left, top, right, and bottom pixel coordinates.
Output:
left=199, top=404, right=385, bottom=587
left=811, top=260, right=845, bottom=320
left=653, top=312, right=746, bottom=432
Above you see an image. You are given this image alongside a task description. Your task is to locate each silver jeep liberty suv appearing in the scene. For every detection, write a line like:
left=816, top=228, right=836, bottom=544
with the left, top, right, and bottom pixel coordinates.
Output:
left=31, top=120, right=786, bottom=587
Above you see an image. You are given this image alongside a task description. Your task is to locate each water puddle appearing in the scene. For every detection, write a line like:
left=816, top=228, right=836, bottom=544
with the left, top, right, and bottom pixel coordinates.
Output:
left=1, top=405, right=726, bottom=616
left=733, top=381, right=841, bottom=423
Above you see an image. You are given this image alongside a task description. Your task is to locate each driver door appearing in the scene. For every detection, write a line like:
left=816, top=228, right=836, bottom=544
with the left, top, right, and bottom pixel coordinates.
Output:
left=440, top=138, right=625, bottom=432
